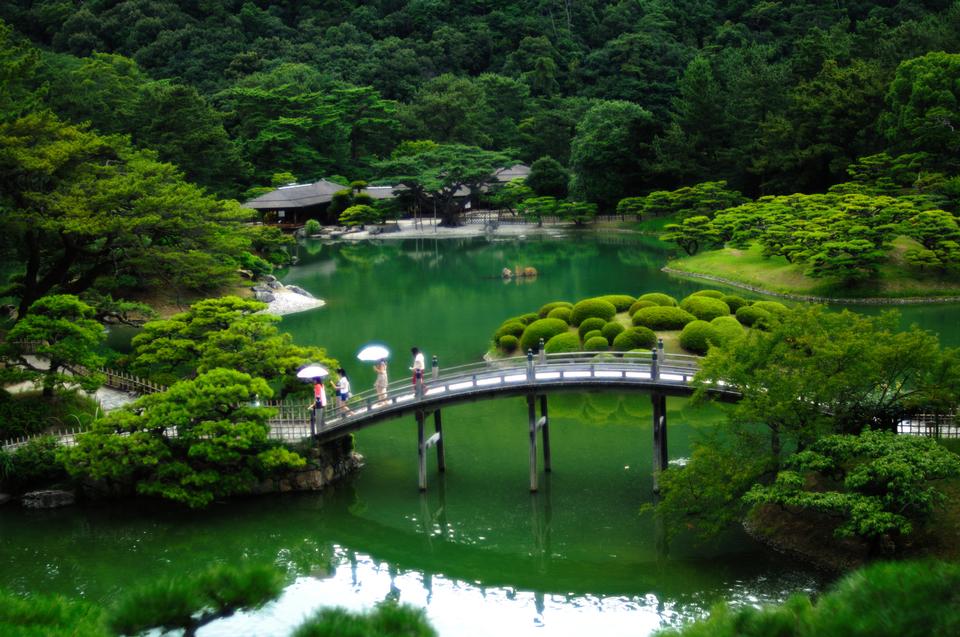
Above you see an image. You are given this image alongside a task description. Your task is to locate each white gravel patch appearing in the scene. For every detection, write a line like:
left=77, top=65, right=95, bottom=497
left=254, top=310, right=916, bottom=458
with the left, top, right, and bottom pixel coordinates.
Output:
left=264, top=288, right=326, bottom=316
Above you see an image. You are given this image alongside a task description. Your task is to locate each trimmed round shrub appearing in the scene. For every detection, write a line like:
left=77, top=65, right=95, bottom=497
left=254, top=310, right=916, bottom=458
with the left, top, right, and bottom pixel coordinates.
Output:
left=638, top=292, right=677, bottom=307
left=582, top=329, right=604, bottom=342
left=570, top=298, right=617, bottom=325
left=577, top=317, right=607, bottom=338
left=680, top=295, right=731, bottom=321
left=494, top=321, right=525, bottom=344
left=632, top=306, right=696, bottom=330
left=628, top=300, right=657, bottom=316
left=752, top=300, right=789, bottom=316
left=544, top=332, right=580, bottom=354
left=584, top=336, right=610, bottom=351
left=613, top=326, right=657, bottom=351
left=601, top=321, right=625, bottom=343
left=679, top=320, right=720, bottom=355
left=710, top=315, right=745, bottom=345
left=735, top=305, right=773, bottom=327
left=597, top=294, right=636, bottom=312
left=546, top=307, right=572, bottom=323
left=721, top=295, right=748, bottom=313
left=538, top=301, right=573, bottom=318
left=520, top=318, right=569, bottom=352
left=691, top=289, right=725, bottom=299
left=499, top=334, right=519, bottom=352
left=519, top=312, right=540, bottom=325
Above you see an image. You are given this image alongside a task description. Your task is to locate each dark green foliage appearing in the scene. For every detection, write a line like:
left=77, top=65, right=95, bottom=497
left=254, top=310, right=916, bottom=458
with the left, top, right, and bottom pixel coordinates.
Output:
left=632, top=306, right=697, bottom=330
left=690, top=289, right=725, bottom=299
left=577, top=317, right=608, bottom=339
left=537, top=301, right=573, bottom=318
left=680, top=296, right=731, bottom=321
left=679, top=320, right=720, bottom=355
left=544, top=332, right=581, bottom=354
left=519, top=318, right=569, bottom=353
left=735, top=305, right=773, bottom=327
left=628, top=300, right=657, bottom=315
left=638, top=293, right=678, bottom=307
left=339, top=205, right=382, bottom=227
left=546, top=307, right=572, bottom=323
left=570, top=298, right=617, bottom=325
left=294, top=603, right=437, bottom=637
left=613, top=327, right=657, bottom=351
left=498, top=334, right=519, bottom=353
left=720, top=295, right=748, bottom=313
left=2, top=435, right=68, bottom=493
left=601, top=321, right=625, bottom=343
left=596, top=294, right=636, bottom=312
left=494, top=322, right=525, bottom=345
left=584, top=336, right=609, bottom=351
left=0, top=390, right=98, bottom=440
left=108, top=563, right=284, bottom=637
left=709, top=316, right=745, bottom=345
left=0, top=588, right=107, bottom=637
left=526, top=156, right=569, bottom=198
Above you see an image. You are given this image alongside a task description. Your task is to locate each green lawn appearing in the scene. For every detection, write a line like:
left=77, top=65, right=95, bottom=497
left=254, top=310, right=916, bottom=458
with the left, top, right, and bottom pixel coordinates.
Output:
left=667, top=237, right=960, bottom=300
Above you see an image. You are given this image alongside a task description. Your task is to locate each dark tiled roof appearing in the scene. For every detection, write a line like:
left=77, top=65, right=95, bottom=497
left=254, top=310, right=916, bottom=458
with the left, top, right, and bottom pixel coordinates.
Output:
left=244, top=180, right=348, bottom=209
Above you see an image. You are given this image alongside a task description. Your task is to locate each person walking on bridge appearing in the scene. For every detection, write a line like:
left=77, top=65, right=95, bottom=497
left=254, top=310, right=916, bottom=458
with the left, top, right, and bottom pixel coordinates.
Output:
left=410, top=347, right=425, bottom=393
left=336, top=368, right=352, bottom=415
left=374, top=358, right=388, bottom=403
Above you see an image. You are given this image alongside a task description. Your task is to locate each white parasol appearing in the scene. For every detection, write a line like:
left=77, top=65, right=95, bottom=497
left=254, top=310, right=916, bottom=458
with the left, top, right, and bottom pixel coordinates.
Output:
left=296, top=364, right=330, bottom=380
left=357, top=344, right=390, bottom=362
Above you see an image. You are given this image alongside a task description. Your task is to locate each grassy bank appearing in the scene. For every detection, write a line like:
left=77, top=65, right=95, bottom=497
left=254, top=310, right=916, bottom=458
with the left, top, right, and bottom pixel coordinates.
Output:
left=667, top=237, right=960, bottom=300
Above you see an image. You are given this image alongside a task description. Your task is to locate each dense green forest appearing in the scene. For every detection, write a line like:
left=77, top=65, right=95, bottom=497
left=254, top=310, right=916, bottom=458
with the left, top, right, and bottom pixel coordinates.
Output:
left=3, top=0, right=960, bottom=205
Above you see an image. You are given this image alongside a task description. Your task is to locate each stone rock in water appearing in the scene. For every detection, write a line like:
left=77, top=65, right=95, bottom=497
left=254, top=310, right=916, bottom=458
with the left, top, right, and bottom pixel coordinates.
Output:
left=286, top=285, right=314, bottom=298
left=22, top=489, right=75, bottom=509
left=253, top=290, right=276, bottom=303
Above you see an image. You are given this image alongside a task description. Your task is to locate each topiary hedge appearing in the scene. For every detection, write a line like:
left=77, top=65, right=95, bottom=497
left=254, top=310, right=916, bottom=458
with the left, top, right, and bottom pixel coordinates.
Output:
left=582, top=329, right=604, bottom=342
left=601, top=321, right=625, bottom=343
left=752, top=300, right=789, bottom=316
left=596, top=294, right=636, bottom=312
left=494, top=321, right=525, bottom=345
left=520, top=318, right=569, bottom=352
left=584, top=336, right=610, bottom=351
left=546, top=307, right=572, bottom=323
left=628, top=300, right=657, bottom=316
left=538, top=301, right=573, bottom=318
left=570, top=298, right=617, bottom=325
left=632, top=306, right=696, bottom=330
left=691, top=289, right=726, bottom=299
left=680, top=295, right=731, bottom=321
left=613, top=326, right=657, bottom=351
left=499, top=334, right=519, bottom=352
left=735, top=305, right=772, bottom=327
left=679, top=320, right=720, bottom=354
left=544, top=332, right=581, bottom=354
left=578, top=317, right=608, bottom=338
left=518, top=312, right=540, bottom=325
left=709, top=315, right=744, bottom=345
left=638, top=292, right=677, bottom=307
left=721, top=295, right=748, bottom=313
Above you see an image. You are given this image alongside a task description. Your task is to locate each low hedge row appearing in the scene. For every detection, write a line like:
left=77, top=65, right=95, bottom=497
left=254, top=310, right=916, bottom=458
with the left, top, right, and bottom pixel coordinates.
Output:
left=547, top=307, right=572, bottom=323
left=613, top=326, right=657, bottom=351
left=578, top=317, right=607, bottom=338
left=570, top=298, right=617, bottom=325
left=538, top=301, right=573, bottom=318
left=638, top=292, right=677, bottom=307
left=601, top=321, right=625, bottom=343
left=679, top=320, right=720, bottom=355
left=584, top=336, right=610, bottom=351
left=680, top=295, right=731, bottom=321
left=520, top=318, right=569, bottom=352
left=544, top=332, right=580, bottom=354
left=632, top=306, right=697, bottom=330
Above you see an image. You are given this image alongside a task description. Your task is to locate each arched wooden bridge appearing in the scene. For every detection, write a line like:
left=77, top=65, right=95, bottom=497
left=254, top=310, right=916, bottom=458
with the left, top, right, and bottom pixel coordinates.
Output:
left=274, top=350, right=741, bottom=492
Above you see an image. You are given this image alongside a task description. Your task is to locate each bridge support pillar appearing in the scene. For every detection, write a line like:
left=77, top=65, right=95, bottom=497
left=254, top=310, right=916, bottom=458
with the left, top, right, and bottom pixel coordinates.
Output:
left=540, top=394, right=551, bottom=473
left=651, top=392, right=668, bottom=493
left=417, top=411, right=427, bottom=491
left=434, top=410, right=445, bottom=472
left=528, top=394, right=538, bottom=492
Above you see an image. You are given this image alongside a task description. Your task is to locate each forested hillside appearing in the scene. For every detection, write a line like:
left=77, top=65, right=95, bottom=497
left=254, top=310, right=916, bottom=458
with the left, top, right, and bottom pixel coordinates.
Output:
left=2, top=0, right=960, bottom=205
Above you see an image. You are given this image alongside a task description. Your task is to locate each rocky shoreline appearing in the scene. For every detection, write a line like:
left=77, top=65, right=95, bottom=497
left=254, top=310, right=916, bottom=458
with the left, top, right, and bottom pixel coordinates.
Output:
left=251, top=274, right=326, bottom=315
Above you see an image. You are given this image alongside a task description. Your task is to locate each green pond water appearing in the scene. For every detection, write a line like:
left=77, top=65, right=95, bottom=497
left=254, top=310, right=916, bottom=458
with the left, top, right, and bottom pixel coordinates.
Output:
left=3, top=233, right=958, bottom=636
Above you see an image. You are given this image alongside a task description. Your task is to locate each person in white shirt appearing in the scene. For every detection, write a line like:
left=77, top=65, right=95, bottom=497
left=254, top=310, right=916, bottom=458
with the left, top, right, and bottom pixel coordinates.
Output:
left=336, top=367, right=352, bottom=415
left=410, top=347, right=425, bottom=388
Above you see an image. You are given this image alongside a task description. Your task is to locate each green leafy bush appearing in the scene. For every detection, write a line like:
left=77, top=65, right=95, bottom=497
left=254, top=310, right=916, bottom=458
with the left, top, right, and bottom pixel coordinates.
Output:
left=303, top=219, right=321, bottom=235
left=544, top=332, right=581, bottom=354
left=638, top=292, right=677, bottom=307
left=577, top=317, right=607, bottom=338
left=596, top=294, right=636, bottom=311
left=294, top=603, right=437, bottom=637
left=709, top=316, right=745, bottom=345
left=494, top=321, right=524, bottom=345
left=499, top=335, right=519, bottom=353
left=0, top=589, right=106, bottom=637
left=537, top=301, right=573, bottom=318
left=584, top=336, right=610, bottom=351
left=546, top=307, right=572, bottom=323
left=582, top=329, right=604, bottom=342
left=680, top=295, right=731, bottom=321
left=5, top=436, right=68, bottom=493
left=601, top=321, right=625, bottom=343
left=679, top=320, right=720, bottom=355
left=721, top=295, right=748, bottom=312
left=632, top=306, right=696, bottom=330
left=518, top=312, right=540, bottom=325
left=613, top=327, right=657, bottom=351
left=628, top=300, right=657, bottom=316
left=752, top=300, right=789, bottom=316
left=691, top=289, right=725, bottom=299
left=735, top=305, right=773, bottom=327
left=519, top=318, right=569, bottom=352
left=570, top=298, right=617, bottom=325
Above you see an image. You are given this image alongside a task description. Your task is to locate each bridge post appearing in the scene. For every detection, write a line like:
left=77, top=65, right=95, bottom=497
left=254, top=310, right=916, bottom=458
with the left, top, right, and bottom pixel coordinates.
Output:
left=540, top=394, right=551, bottom=472
left=432, top=355, right=439, bottom=380
left=528, top=394, right=538, bottom=492
left=651, top=392, right=668, bottom=493
left=434, top=409, right=445, bottom=472
left=538, top=338, right=546, bottom=364
left=651, top=349, right=659, bottom=380
left=526, top=349, right=534, bottom=382
left=417, top=411, right=427, bottom=491
left=657, top=338, right=664, bottom=364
